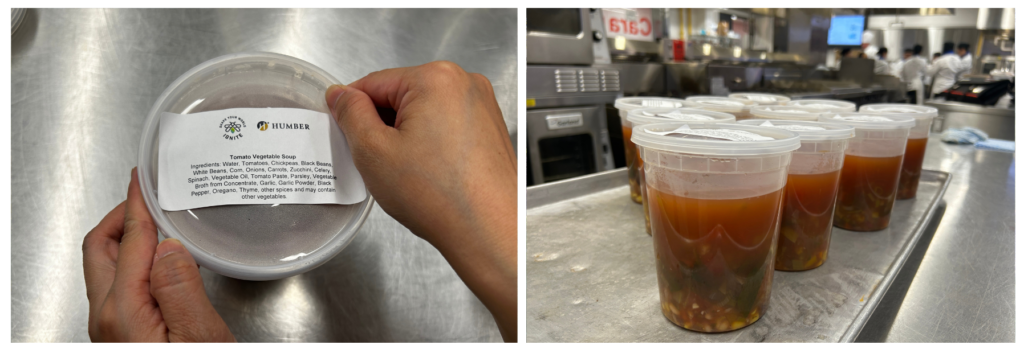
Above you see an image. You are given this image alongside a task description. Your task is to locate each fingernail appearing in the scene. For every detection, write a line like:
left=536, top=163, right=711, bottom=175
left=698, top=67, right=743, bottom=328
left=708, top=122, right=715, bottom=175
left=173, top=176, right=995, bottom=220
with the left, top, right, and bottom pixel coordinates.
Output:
left=325, top=84, right=347, bottom=112
left=155, top=238, right=184, bottom=261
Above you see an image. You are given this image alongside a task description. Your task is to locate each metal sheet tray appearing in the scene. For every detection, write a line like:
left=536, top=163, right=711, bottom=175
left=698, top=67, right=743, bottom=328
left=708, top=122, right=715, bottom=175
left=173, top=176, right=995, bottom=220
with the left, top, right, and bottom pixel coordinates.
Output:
left=526, top=168, right=951, bottom=342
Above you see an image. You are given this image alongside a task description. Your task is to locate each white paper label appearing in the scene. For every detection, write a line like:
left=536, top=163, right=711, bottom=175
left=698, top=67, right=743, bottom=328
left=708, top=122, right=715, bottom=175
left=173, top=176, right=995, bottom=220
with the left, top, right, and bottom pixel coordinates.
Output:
left=647, top=125, right=774, bottom=141
left=760, top=121, right=826, bottom=131
left=656, top=112, right=716, bottom=121
left=833, top=115, right=893, bottom=122
left=157, top=108, right=366, bottom=211
left=696, top=99, right=744, bottom=106
left=866, top=107, right=920, bottom=113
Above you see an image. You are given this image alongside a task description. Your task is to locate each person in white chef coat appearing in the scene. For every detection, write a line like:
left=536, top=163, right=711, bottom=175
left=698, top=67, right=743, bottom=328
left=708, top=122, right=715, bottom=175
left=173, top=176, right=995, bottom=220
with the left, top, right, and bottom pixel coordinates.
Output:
left=902, top=45, right=928, bottom=104
left=860, top=31, right=888, bottom=75
left=956, top=42, right=973, bottom=80
left=926, top=42, right=962, bottom=98
left=874, top=47, right=891, bottom=75
left=890, top=48, right=911, bottom=81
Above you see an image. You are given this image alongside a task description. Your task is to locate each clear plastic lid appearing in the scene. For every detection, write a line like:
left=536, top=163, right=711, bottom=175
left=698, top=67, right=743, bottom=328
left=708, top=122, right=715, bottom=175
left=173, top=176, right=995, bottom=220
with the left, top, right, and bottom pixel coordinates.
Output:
left=737, top=119, right=855, bottom=141
left=137, top=52, right=374, bottom=281
left=784, top=99, right=857, bottom=112
left=749, top=105, right=825, bottom=121
left=613, top=97, right=688, bottom=111
left=631, top=122, right=800, bottom=156
left=626, top=107, right=736, bottom=126
left=683, top=96, right=758, bottom=113
left=728, top=92, right=791, bottom=105
left=858, top=103, right=939, bottom=119
left=818, top=112, right=917, bottom=129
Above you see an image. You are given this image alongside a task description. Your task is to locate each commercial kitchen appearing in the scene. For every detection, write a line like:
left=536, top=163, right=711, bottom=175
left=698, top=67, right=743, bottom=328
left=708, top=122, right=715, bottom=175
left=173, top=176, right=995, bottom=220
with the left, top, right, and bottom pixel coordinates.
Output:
left=526, top=8, right=1015, bottom=342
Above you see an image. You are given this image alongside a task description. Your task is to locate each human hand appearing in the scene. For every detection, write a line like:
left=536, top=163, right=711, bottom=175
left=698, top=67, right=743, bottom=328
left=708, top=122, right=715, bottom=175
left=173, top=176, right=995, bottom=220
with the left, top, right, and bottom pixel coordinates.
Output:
left=325, top=61, right=517, bottom=341
left=82, top=168, right=234, bottom=342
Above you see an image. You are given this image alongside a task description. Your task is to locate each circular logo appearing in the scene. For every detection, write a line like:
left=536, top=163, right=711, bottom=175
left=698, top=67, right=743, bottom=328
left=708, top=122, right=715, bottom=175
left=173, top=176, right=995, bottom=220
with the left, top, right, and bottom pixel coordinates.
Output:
left=219, top=116, right=247, bottom=141
left=257, top=121, right=269, bottom=131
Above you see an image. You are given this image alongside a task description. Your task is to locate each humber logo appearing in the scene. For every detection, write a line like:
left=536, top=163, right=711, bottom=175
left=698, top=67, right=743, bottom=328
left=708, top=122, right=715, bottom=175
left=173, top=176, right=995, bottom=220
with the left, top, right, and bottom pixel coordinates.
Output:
left=255, top=121, right=313, bottom=131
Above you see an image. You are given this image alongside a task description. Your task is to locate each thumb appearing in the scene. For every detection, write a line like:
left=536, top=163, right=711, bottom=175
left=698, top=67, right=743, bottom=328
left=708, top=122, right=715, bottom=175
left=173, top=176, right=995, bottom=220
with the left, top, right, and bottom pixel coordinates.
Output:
left=149, top=238, right=234, bottom=342
left=325, top=84, right=394, bottom=153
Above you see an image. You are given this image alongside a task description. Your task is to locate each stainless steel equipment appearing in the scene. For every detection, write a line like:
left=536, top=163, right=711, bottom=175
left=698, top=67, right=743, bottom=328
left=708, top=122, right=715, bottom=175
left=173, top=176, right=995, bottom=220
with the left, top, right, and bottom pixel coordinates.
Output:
left=527, top=8, right=596, bottom=65
left=11, top=8, right=514, bottom=342
left=526, top=107, right=611, bottom=185
left=925, top=101, right=1015, bottom=140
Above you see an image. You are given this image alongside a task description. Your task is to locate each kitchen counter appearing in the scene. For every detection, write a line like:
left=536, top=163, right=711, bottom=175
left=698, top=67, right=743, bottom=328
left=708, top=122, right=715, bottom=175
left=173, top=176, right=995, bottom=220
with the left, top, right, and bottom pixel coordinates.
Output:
left=11, top=8, right=515, bottom=342
left=859, top=137, right=1016, bottom=342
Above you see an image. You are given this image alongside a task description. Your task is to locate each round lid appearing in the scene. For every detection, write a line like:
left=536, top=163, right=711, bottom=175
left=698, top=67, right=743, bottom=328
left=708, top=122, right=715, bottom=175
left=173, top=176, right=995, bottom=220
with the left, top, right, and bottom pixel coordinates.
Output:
left=737, top=119, right=855, bottom=141
left=613, top=97, right=688, bottom=111
left=818, top=112, right=917, bottom=129
left=631, top=121, right=801, bottom=156
left=728, top=92, right=791, bottom=105
left=749, top=105, right=824, bottom=121
left=684, top=96, right=758, bottom=113
left=137, top=52, right=374, bottom=281
left=626, top=107, right=736, bottom=126
left=784, top=99, right=857, bottom=112
left=858, top=103, right=939, bottom=119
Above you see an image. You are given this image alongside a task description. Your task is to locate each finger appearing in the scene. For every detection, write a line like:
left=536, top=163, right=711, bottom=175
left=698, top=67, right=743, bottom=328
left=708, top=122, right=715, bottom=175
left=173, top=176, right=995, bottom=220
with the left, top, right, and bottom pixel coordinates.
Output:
left=150, top=239, right=235, bottom=342
left=326, top=84, right=396, bottom=153
left=111, top=167, right=160, bottom=304
left=347, top=66, right=416, bottom=109
left=83, top=201, right=126, bottom=309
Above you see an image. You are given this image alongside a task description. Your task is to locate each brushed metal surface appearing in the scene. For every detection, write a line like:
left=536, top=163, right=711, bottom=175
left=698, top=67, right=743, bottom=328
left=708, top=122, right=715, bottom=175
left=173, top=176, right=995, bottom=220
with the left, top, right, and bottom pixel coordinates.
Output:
left=526, top=140, right=959, bottom=342
left=11, top=8, right=515, bottom=342
left=879, top=139, right=1015, bottom=342
left=925, top=101, right=1015, bottom=140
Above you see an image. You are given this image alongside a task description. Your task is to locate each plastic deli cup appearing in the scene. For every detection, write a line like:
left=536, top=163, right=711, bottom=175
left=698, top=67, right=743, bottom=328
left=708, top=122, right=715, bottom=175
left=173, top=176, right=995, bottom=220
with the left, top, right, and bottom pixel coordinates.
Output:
left=728, top=93, right=791, bottom=106
left=684, top=96, right=759, bottom=120
left=632, top=122, right=800, bottom=332
left=738, top=120, right=854, bottom=271
left=858, top=104, right=939, bottom=199
left=626, top=108, right=736, bottom=236
left=137, top=52, right=375, bottom=281
left=819, top=113, right=915, bottom=232
left=749, top=105, right=826, bottom=121
left=614, top=97, right=688, bottom=204
left=783, top=99, right=857, bottom=113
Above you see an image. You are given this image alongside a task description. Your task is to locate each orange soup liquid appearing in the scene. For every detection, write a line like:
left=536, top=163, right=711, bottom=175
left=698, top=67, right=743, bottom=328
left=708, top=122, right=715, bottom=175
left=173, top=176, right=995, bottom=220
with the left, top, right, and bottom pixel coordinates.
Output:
left=649, top=186, right=784, bottom=332
left=639, top=156, right=651, bottom=235
left=775, top=170, right=842, bottom=271
left=896, top=138, right=928, bottom=199
left=623, top=126, right=642, bottom=204
left=833, top=154, right=904, bottom=231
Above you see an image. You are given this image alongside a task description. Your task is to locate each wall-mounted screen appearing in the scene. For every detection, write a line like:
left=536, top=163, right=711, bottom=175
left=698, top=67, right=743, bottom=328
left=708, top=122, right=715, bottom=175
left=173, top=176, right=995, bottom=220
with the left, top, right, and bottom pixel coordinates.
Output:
left=828, top=15, right=865, bottom=46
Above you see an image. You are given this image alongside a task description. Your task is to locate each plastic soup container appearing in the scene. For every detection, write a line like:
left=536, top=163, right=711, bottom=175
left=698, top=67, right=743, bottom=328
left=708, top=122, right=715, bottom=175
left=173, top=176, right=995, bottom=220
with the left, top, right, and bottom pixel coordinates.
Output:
left=728, top=93, right=791, bottom=106
left=783, top=99, right=857, bottom=113
left=738, top=120, right=854, bottom=271
left=819, top=113, right=916, bottom=232
left=614, top=97, right=688, bottom=204
left=749, top=105, right=827, bottom=121
left=684, top=96, right=759, bottom=120
left=858, top=104, right=939, bottom=199
left=632, top=122, right=801, bottom=332
left=137, top=52, right=375, bottom=281
left=626, top=108, right=736, bottom=235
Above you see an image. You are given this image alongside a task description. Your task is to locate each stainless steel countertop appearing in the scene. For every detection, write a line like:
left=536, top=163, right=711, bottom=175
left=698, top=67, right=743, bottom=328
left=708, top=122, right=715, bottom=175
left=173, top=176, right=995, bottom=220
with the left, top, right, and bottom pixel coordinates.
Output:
left=924, top=100, right=1015, bottom=117
left=873, top=137, right=1016, bottom=342
left=11, top=8, right=515, bottom=342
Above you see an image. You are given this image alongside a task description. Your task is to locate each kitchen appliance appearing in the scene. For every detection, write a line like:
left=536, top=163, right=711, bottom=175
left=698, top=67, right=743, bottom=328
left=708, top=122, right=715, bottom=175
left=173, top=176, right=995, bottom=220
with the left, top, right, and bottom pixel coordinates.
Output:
left=527, top=8, right=596, bottom=65
left=941, top=78, right=1013, bottom=106
left=527, top=106, right=611, bottom=185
